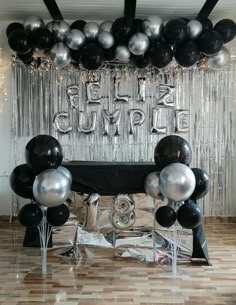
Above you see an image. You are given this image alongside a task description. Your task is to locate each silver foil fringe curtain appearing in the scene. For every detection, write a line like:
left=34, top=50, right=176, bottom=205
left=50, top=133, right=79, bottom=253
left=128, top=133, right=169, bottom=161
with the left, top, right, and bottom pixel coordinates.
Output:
left=12, top=60, right=236, bottom=216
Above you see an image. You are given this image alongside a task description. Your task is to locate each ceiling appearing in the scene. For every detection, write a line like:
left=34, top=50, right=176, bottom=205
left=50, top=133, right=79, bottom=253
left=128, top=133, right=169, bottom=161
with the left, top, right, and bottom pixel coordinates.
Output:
left=0, top=0, right=235, bottom=22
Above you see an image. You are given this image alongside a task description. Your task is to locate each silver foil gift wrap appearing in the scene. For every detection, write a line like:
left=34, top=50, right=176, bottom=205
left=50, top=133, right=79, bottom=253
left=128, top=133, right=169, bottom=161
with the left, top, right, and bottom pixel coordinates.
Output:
left=11, top=58, right=236, bottom=216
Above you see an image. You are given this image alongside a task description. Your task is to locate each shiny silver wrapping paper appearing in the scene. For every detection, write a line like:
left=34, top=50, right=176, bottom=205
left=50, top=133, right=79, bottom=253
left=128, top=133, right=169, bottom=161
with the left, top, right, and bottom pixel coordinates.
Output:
left=12, top=60, right=236, bottom=216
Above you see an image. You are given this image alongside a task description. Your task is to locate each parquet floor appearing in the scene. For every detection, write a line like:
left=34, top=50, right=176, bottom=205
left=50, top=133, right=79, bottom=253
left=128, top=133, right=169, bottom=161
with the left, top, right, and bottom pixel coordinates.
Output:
left=0, top=221, right=236, bottom=305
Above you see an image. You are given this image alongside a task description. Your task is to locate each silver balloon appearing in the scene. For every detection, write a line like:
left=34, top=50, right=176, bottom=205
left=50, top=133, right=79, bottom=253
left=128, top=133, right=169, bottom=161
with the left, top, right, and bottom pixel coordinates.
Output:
left=57, top=166, right=72, bottom=185
left=128, top=109, right=145, bottom=135
left=99, top=20, right=113, bottom=32
left=66, top=85, right=80, bottom=108
left=78, top=111, right=97, bottom=134
left=83, top=22, right=99, bottom=40
left=111, top=211, right=136, bottom=230
left=113, top=194, right=135, bottom=215
left=187, top=20, right=202, bottom=39
left=82, top=193, right=100, bottom=232
left=144, top=172, right=164, bottom=200
left=23, top=16, right=44, bottom=32
left=46, top=21, right=55, bottom=32
left=159, top=163, right=196, bottom=202
left=52, top=21, right=70, bottom=41
left=86, top=81, right=101, bottom=104
left=138, top=78, right=146, bottom=103
left=142, top=16, right=163, bottom=39
left=208, top=46, right=230, bottom=69
left=64, top=29, right=85, bottom=50
left=128, top=32, right=149, bottom=56
left=102, top=109, right=121, bottom=136
left=98, top=31, right=114, bottom=49
left=115, top=45, right=130, bottom=62
left=151, top=108, right=166, bottom=134
left=33, top=169, right=72, bottom=207
left=53, top=111, right=72, bottom=134
left=50, top=43, right=71, bottom=68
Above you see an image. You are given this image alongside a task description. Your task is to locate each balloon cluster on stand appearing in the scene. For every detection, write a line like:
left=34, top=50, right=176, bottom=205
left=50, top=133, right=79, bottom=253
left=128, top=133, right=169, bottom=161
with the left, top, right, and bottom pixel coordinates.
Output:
left=6, top=15, right=236, bottom=70
left=145, top=135, right=210, bottom=230
left=10, top=134, right=72, bottom=273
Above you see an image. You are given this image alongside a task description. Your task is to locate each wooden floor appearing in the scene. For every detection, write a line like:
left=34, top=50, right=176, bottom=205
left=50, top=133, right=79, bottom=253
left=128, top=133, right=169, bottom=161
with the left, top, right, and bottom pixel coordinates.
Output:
left=0, top=221, right=236, bottom=305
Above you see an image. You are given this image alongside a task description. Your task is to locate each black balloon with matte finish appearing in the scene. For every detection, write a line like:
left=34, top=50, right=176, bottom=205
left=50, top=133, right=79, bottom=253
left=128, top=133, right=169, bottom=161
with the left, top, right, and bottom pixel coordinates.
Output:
left=10, top=164, right=35, bottom=199
left=198, top=30, right=224, bottom=55
left=197, top=18, right=213, bottom=32
left=47, top=204, right=70, bottom=226
left=8, top=29, right=30, bottom=53
left=6, top=22, right=24, bottom=37
left=18, top=203, right=43, bottom=227
left=111, top=17, right=134, bottom=43
left=148, top=42, right=173, bottom=68
left=71, top=19, right=86, bottom=31
left=180, top=17, right=190, bottom=24
left=214, top=19, right=236, bottom=43
left=17, top=49, right=33, bottom=63
left=104, top=46, right=116, bottom=61
left=175, top=40, right=200, bottom=67
left=177, top=200, right=202, bottom=229
left=190, top=168, right=210, bottom=200
left=155, top=206, right=177, bottom=228
left=25, top=135, right=63, bottom=174
left=163, top=19, right=187, bottom=45
left=154, top=135, right=192, bottom=170
left=132, top=54, right=149, bottom=68
left=30, top=28, right=54, bottom=50
left=80, top=43, right=104, bottom=70
left=133, top=18, right=143, bottom=32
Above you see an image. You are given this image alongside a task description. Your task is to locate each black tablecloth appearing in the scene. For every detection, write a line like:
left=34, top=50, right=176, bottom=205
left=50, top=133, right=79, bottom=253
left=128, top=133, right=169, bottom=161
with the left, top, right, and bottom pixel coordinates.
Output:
left=63, top=161, right=157, bottom=195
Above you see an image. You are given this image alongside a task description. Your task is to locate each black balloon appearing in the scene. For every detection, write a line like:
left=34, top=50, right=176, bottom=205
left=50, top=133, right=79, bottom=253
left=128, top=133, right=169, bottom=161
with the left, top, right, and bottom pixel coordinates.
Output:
left=133, top=18, right=143, bottom=32
left=8, top=29, right=30, bottom=53
left=190, top=168, right=210, bottom=200
left=46, top=203, right=70, bottom=226
left=71, top=19, right=86, bottom=31
left=6, top=22, right=24, bottom=37
left=214, top=19, right=236, bottom=43
left=30, top=28, right=54, bottom=50
left=103, top=46, right=116, bottom=61
left=25, top=134, right=63, bottom=174
left=177, top=200, right=202, bottom=229
left=198, top=30, right=224, bottom=55
left=80, top=43, right=104, bottom=70
left=17, top=49, right=33, bottom=64
left=155, top=206, right=177, bottom=228
left=175, top=40, right=200, bottom=67
left=163, top=19, right=187, bottom=45
left=148, top=42, right=173, bottom=68
left=111, top=17, right=134, bottom=43
left=197, top=18, right=213, bottom=32
left=132, top=54, right=150, bottom=68
left=10, top=164, right=35, bottom=199
left=18, top=203, right=43, bottom=227
left=154, top=135, right=192, bottom=170
left=180, top=17, right=190, bottom=24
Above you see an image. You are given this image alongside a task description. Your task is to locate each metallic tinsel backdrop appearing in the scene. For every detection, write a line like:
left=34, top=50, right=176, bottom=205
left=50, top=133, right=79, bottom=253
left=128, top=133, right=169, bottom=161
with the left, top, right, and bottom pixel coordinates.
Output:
left=11, top=60, right=236, bottom=216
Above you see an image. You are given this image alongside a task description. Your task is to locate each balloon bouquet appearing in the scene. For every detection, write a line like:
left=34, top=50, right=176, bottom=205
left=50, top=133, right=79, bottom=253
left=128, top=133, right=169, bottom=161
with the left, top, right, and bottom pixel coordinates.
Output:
left=10, top=135, right=72, bottom=274
left=144, top=135, right=209, bottom=272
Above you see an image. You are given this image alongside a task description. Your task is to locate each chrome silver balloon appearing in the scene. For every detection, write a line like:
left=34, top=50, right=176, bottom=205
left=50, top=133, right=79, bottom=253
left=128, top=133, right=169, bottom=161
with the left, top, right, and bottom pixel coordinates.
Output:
left=52, top=21, right=70, bottom=41
left=128, top=109, right=145, bottom=135
left=64, top=29, right=85, bottom=50
left=46, top=21, right=55, bottom=32
left=111, top=211, right=136, bottom=230
left=50, top=43, right=71, bottom=68
left=83, top=22, right=99, bottom=40
left=99, top=20, right=113, bottom=32
left=144, top=172, right=164, bottom=200
left=57, top=166, right=72, bottom=185
left=142, top=16, right=163, bottom=39
left=113, top=194, right=135, bottom=215
left=98, top=31, right=114, bottom=49
left=82, top=193, right=100, bottom=232
left=208, top=46, right=230, bottom=69
left=128, top=32, right=149, bottom=56
left=159, top=163, right=196, bottom=202
left=187, top=20, right=202, bottom=39
left=115, top=45, right=131, bottom=62
left=33, top=169, right=72, bottom=207
left=53, top=111, right=72, bottom=134
left=23, top=16, right=44, bottom=32
left=102, top=108, right=121, bottom=136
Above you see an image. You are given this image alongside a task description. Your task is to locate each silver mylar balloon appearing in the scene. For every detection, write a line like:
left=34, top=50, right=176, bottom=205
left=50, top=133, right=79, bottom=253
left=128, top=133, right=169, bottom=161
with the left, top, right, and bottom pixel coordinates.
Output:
left=99, top=20, right=113, bottom=32
left=187, top=20, right=202, bottom=39
left=83, top=22, right=99, bottom=40
left=208, top=46, right=230, bottom=69
left=113, top=194, right=135, bottom=215
left=111, top=211, right=136, bottom=230
left=115, top=45, right=130, bottom=62
left=46, top=21, right=55, bottom=32
left=144, top=172, right=164, bottom=200
left=52, top=20, right=70, bottom=41
left=159, top=163, right=196, bottom=202
left=33, top=169, right=72, bottom=207
left=128, top=32, right=149, bottom=56
left=98, top=31, right=114, bottom=49
left=50, top=43, right=71, bottom=68
left=57, top=166, right=72, bottom=185
left=23, top=16, right=44, bottom=32
left=142, top=16, right=163, bottom=39
left=64, top=29, right=85, bottom=50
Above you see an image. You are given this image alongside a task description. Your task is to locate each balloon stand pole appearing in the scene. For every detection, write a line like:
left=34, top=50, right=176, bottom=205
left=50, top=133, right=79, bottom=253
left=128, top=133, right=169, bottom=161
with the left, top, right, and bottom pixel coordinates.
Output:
left=152, top=199, right=157, bottom=263
left=171, top=225, right=177, bottom=275
left=37, top=208, right=52, bottom=274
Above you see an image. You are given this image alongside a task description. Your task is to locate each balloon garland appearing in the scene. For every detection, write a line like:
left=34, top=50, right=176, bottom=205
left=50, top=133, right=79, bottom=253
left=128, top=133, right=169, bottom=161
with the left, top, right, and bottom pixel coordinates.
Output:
left=6, top=15, right=235, bottom=70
